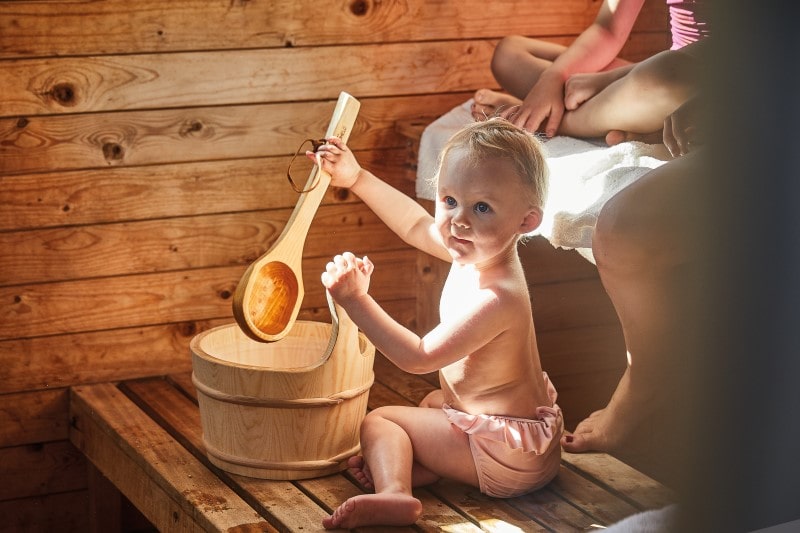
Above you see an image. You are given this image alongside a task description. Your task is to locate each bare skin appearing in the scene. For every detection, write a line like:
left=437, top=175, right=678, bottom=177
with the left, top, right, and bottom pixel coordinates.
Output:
left=313, top=130, right=555, bottom=529
left=561, top=150, right=706, bottom=453
left=472, top=0, right=703, bottom=141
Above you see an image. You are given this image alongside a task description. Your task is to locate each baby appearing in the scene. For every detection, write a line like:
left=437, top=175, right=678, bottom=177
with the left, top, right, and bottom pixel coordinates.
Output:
left=310, top=118, right=563, bottom=529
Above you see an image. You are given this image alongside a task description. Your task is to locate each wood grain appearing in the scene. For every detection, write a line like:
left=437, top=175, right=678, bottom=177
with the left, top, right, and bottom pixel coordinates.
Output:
left=1, top=204, right=407, bottom=285
left=0, top=249, right=416, bottom=339
left=1, top=94, right=468, bottom=174
left=0, top=440, right=87, bottom=501
left=0, top=0, right=667, bottom=59
left=70, top=382, right=273, bottom=532
left=0, top=149, right=410, bottom=231
left=0, top=0, right=672, bottom=524
left=0, top=388, right=69, bottom=445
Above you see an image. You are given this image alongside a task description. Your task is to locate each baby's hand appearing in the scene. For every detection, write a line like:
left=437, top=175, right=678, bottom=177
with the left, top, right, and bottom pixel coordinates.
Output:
left=321, top=252, right=374, bottom=304
left=306, top=137, right=362, bottom=188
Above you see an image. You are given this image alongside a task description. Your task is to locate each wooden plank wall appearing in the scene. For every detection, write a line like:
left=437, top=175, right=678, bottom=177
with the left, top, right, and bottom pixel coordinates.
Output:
left=0, top=1, right=669, bottom=529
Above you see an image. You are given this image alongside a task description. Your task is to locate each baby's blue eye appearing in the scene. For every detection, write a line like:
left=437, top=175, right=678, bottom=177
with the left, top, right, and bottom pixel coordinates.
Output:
left=475, top=202, right=491, bottom=213
left=444, top=196, right=457, bottom=207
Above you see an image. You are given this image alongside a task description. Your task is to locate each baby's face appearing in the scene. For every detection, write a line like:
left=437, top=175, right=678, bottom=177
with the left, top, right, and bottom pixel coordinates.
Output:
left=435, top=150, right=535, bottom=267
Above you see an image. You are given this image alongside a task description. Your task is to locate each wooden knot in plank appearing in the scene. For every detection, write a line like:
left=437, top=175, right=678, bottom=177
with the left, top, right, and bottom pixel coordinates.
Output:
left=102, top=142, right=125, bottom=163
left=179, top=119, right=208, bottom=138
left=50, top=83, right=77, bottom=107
left=350, top=0, right=369, bottom=16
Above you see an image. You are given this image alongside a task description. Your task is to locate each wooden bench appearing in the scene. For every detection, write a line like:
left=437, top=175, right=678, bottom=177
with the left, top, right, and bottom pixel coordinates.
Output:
left=70, top=353, right=673, bottom=532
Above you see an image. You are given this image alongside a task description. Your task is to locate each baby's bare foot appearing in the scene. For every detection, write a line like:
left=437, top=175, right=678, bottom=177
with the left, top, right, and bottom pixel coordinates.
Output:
left=322, top=493, right=422, bottom=529
left=347, top=455, right=374, bottom=491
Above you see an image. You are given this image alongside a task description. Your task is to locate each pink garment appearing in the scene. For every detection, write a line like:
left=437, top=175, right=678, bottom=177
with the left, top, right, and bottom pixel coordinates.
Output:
left=443, top=373, right=564, bottom=498
left=666, top=0, right=711, bottom=50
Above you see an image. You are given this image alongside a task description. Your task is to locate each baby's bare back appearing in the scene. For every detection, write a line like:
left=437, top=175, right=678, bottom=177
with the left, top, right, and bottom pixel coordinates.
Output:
left=438, top=267, right=550, bottom=419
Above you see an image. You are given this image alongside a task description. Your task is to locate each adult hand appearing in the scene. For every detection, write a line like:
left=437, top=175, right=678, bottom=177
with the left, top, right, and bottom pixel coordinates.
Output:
left=663, top=95, right=703, bottom=157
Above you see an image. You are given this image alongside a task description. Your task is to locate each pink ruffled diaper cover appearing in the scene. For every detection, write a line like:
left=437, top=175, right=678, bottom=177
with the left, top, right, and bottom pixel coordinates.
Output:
left=443, top=373, right=564, bottom=498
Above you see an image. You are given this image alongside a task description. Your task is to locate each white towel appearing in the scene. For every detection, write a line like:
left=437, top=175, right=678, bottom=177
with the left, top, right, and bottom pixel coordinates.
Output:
left=416, top=100, right=671, bottom=263
left=603, top=505, right=679, bottom=532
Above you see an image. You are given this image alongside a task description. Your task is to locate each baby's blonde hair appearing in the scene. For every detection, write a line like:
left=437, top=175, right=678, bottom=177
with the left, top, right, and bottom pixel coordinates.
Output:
left=436, top=118, right=549, bottom=210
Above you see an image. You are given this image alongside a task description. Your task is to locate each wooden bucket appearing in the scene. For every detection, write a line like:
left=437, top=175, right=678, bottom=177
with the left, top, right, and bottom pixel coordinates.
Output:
left=190, top=305, right=374, bottom=480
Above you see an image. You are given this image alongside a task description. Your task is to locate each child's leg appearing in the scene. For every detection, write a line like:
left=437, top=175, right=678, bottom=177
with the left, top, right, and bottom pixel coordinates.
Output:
left=323, top=405, right=478, bottom=529
left=348, top=389, right=446, bottom=492
left=472, top=36, right=566, bottom=119
left=490, top=36, right=566, bottom=99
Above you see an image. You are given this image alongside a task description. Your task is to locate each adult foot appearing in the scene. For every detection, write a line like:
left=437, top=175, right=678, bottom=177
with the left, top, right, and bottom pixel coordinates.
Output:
left=561, top=408, right=622, bottom=453
left=471, top=89, right=522, bottom=120
left=322, top=493, right=423, bottom=529
left=347, top=455, right=374, bottom=491
left=561, top=369, right=655, bottom=453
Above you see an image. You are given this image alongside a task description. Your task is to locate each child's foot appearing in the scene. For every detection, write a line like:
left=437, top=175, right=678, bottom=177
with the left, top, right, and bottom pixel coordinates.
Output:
left=322, top=493, right=423, bottom=529
left=471, top=89, right=522, bottom=120
left=347, top=455, right=374, bottom=491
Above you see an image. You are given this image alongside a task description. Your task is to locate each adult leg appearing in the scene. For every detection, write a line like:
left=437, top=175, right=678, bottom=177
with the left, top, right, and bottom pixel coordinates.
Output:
left=324, top=405, right=478, bottom=529
left=562, top=150, right=707, bottom=453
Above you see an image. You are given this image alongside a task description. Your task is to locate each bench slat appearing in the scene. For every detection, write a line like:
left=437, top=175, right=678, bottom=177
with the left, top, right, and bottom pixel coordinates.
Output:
left=121, top=377, right=332, bottom=531
left=562, top=451, right=676, bottom=510
left=69, top=383, right=270, bottom=532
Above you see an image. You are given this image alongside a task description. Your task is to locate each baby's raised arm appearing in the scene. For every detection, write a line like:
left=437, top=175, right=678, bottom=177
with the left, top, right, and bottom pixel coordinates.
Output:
left=309, top=138, right=450, bottom=262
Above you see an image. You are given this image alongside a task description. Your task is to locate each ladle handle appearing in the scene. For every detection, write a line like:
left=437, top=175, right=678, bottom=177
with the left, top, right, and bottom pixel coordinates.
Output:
left=270, top=92, right=361, bottom=256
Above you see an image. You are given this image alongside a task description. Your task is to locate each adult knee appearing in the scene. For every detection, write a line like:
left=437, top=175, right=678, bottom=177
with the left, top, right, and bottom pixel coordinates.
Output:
left=627, top=50, right=697, bottom=105
left=593, top=189, right=657, bottom=273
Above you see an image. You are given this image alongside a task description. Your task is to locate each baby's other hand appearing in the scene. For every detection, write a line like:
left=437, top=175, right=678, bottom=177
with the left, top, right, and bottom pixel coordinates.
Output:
left=321, top=252, right=374, bottom=304
left=306, top=137, right=362, bottom=188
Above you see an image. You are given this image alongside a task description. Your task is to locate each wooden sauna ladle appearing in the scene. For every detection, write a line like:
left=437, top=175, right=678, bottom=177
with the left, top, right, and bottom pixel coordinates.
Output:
left=232, top=92, right=361, bottom=342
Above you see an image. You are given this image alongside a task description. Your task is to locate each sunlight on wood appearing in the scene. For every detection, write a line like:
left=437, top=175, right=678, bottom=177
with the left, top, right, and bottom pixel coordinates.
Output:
left=444, top=518, right=526, bottom=532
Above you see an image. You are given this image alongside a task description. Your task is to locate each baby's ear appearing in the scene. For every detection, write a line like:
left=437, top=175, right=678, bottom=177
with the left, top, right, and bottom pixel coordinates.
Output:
left=519, top=207, right=543, bottom=234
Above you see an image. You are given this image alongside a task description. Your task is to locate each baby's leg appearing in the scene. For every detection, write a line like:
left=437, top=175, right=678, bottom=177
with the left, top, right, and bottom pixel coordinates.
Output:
left=347, top=390, right=446, bottom=492
left=347, top=453, right=442, bottom=492
left=323, top=405, right=477, bottom=529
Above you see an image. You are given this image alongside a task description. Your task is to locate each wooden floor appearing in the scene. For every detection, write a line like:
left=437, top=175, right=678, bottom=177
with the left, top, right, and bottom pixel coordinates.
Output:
left=70, top=353, right=674, bottom=532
